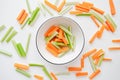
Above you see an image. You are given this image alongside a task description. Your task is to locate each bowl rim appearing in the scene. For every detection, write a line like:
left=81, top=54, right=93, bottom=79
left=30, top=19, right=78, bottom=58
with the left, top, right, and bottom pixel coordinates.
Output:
left=36, top=16, right=85, bottom=65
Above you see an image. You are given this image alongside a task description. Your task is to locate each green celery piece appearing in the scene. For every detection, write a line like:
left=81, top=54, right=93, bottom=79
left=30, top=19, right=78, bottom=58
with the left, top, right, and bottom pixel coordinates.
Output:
left=76, top=13, right=91, bottom=16
left=1, top=27, right=13, bottom=42
left=72, top=36, right=75, bottom=50
left=16, top=43, right=26, bottom=57
left=90, top=10, right=105, bottom=24
left=51, top=41, right=61, bottom=49
left=26, top=34, right=31, bottom=53
left=64, top=32, right=69, bottom=44
left=98, top=54, right=104, bottom=67
left=41, top=3, right=53, bottom=16
left=26, top=0, right=31, bottom=14
left=42, top=67, right=52, bottom=80
left=29, top=63, right=45, bottom=68
left=45, top=31, right=58, bottom=43
left=21, top=18, right=30, bottom=29
left=59, top=6, right=73, bottom=15
left=53, top=42, right=66, bottom=46
left=16, top=68, right=31, bottom=78
left=88, top=56, right=97, bottom=72
left=58, top=49, right=69, bottom=58
left=65, top=2, right=78, bottom=6
left=104, top=14, right=117, bottom=29
left=6, top=30, right=17, bottom=43
left=0, top=25, right=5, bottom=32
left=60, top=25, right=72, bottom=36
left=0, top=50, right=12, bottom=57
left=55, top=72, right=70, bottom=76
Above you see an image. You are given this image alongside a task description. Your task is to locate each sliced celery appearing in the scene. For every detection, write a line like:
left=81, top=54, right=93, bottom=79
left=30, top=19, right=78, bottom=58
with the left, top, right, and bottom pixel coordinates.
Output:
left=59, top=6, right=72, bottom=15
left=38, top=3, right=46, bottom=16
left=76, top=13, right=91, bottom=16
left=65, top=2, right=78, bottom=6
left=51, top=41, right=61, bottom=49
left=55, top=72, right=70, bottom=76
left=29, top=63, right=45, bottom=68
left=21, top=18, right=30, bottom=29
left=26, top=0, right=31, bottom=14
left=53, top=42, right=66, bottom=46
left=58, top=51, right=68, bottom=58
left=0, top=50, right=12, bottom=57
left=98, top=54, right=104, bottom=67
left=66, top=34, right=73, bottom=49
left=64, top=32, right=69, bottom=44
left=60, top=25, right=72, bottom=36
left=26, top=34, right=31, bottom=53
left=0, top=25, right=5, bottom=32
left=42, top=67, right=52, bottom=80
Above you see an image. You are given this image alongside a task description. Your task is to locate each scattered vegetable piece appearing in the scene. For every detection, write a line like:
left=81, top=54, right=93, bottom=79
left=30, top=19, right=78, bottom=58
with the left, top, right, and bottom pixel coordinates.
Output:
left=34, top=74, right=43, bottom=80
left=109, top=0, right=116, bottom=15
left=65, top=2, right=78, bottom=6
left=103, top=58, right=112, bottom=61
left=98, top=54, right=104, bottom=67
left=55, top=72, right=70, bottom=76
left=26, top=34, right=31, bottom=53
left=21, top=18, right=30, bottom=29
left=57, top=0, right=66, bottom=12
left=90, top=15, right=100, bottom=27
left=89, top=69, right=101, bottom=79
left=14, top=63, right=29, bottom=70
left=76, top=72, right=88, bottom=77
left=91, top=6, right=104, bottom=15
left=97, top=25, right=105, bottom=38
left=59, top=6, right=72, bottom=15
left=17, top=9, right=25, bottom=21
left=50, top=72, right=58, bottom=80
left=26, top=0, right=31, bottom=14
left=68, top=67, right=81, bottom=71
left=29, top=63, right=45, bottom=68
left=0, top=25, right=5, bottom=32
left=19, top=12, right=28, bottom=24
left=76, top=13, right=91, bottom=16
left=112, top=39, right=120, bottom=42
left=89, top=31, right=98, bottom=44
left=92, top=49, right=104, bottom=60
left=0, top=50, right=12, bottom=57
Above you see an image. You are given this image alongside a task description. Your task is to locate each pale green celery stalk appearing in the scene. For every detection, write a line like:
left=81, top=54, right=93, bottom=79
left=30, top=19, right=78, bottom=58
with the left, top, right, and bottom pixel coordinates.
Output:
left=41, top=3, right=53, bottom=16
left=6, top=30, right=17, bottom=43
left=72, top=36, right=75, bottom=50
left=55, top=72, right=70, bottom=76
left=51, top=41, right=61, bottom=49
left=16, top=68, right=31, bottom=78
left=21, top=18, right=30, bottom=29
left=65, top=2, right=78, bottom=6
left=45, top=31, right=58, bottom=43
left=60, top=25, right=72, bottom=36
left=29, top=63, right=45, bottom=68
left=90, top=10, right=105, bottom=24
left=1, top=27, right=13, bottom=42
left=42, top=67, right=52, bottom=80
left=59, top=6, right=72, bottom=15
left=88, top=56, right=97, bottom=72
left=104, top=14, right=117, bottom=29
left=98, top=54, right=104, bottom=67
left=68, top=26, right=71, bottom=32
left=26, top=0, right=31, bottom=14
left=0, top=50, right=12, bottom=57
left=76, top=13, right=91, bottom=16
left=38, top=3, right=46, bottom=16
left=53, top=42, right=66, bottom=46
left=26, top=34, right=31, bottom=53
left=58, top=50, right=69, bottom=58
left=0, top=25, right=5, bottom=32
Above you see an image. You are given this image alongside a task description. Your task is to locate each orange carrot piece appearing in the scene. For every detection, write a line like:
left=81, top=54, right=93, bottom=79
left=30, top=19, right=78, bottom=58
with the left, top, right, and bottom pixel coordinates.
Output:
left=69, top=11, right=82, bottom=15
left=112, top=39, right=120, bottom=42
left=68, top=67, right=82, bottom=71
left=54, top=38, right=63, bottom=42
left=97, top=25, right=105, bottom=38
left=44, top=0, right=57, bottom=11
left=103, top=58, right=112, bottom=61
left=17, top=9, right=25, bottom=21
left=94, top=57, right=100, bottom=65
left=108, top=47, right=120, bottom=50
left=58, top=46, right=69, bottom=53
left=34, top=75, right=43, bottom=80
left=57, top=0, right=66, bottom=12
left=46, top=46, right=58, bottom=57
left=14, top=63, right=29, bottom=70
left=103, top=24, right=110, bottom=31
left=83, top=48, right=97, bottom=58
left=47, top=26, right=59, bottom=37
left=19, top=12, right=28, bottom=24
left=76, top=72, right=88, bottom=77
left=92, top=49, right=104, bottom=60
left=109, top=0, right=116, bottom=15
left=89, top=69, right=101, bottom=79
left=89, top=31, right=98, bottom=44
left=47, top=42, right=59, bottom=53
left=91, top=7, right=104, bottom=15
left=50, top=72, right=58, bottom=80
left=90, top=15, right=100, bottom=27
left=105, top=20, right=115, bottom=32
left=80, top=56, right=84, bottom=68
left=76, top=4, right=90, bottom=11
left=62, top=37, right=68, bottom=45
left=75, top=6, right=89, bottom=12
left=83, top=2, right=94, bottom=8
left=57, top=29, right=64, bottom=39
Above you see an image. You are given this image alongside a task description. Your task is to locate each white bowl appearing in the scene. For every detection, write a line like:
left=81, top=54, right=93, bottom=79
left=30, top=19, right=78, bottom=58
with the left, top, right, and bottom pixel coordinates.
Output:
left=36, top=16, right=85, bottom=65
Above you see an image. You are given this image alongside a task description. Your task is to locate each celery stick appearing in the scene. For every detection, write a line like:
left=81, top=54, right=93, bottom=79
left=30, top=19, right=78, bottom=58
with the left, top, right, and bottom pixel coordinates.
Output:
left=26, top=0, right=31, bottom=14
left=88, top=56, right=97, bottom=72
left=41, top=3, right=53, bottom=16
left=66, top=34, right=73, bottom=49
left=42, top=67, right=52, bottom=80
left=53, top=42, right=66, bottom=46
left=38, top=3, right=46, bottom=16
left=64, top=32, right=69, bottom=44
left=26, top=34, right=31, bottom=53
left=1, top=27, right=13, bottom=42
left=68, top=26, right=71, bottom=32
left=59, top=6, right=72, bottom=15
left=0, top=50, right=12, bottom=57
left=76, top=13, right=91, bottom=16
left=0, top=25, right=5, bottom=32
left=98, top=54, right=104, bottom=67
left=65, top=2, right=78, bottom=6
left=29, top=63, right=45, bottom=68
left=6, top=30, right=17, bottom=43
left=16, top=68, right=31, bottom=78
left=55, top=72, right=70, bottom=76
left=17, top=43, right=26, bottom=57
left=45, top=31, right=58, bottom=43
left=60, top=25, right=72, bottom=36
left=51, top=41, right=60, bottom=49
left=21, top=18, right=30, bottom=29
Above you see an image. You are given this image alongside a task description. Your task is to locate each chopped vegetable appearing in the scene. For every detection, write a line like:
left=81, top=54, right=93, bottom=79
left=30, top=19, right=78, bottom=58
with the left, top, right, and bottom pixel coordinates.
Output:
left=108, top=47, right=120, bottom=50
left=26, top=0, right=31, bottom=14
left=0, top=50, right=12, bottom=57
left=89, top=31, right=98, bottom=44
left=68, top=67, right=81, bottom=71
left=55, top=72, right=70, bottom=76
left=50, top=72, right=58, bottom=80
left=14, top=63, right=29, bottom=70
left=90, top=15, right=100, bottom=27
left=26, top=34, right=31, bottom=53
left=80, top=56, right=84, bottom=68
left=98, top=54, right=104, bottom=67
left=29, top=63, right=45, bottom=68
left=34, top=74, right=43, bottom=80
left=69, top=11, right=82, bottom=15
left=57, top=0, right=66, bottom=12
left=76, top=13, right=91, bottom=16
left=109, top=0, right=116, bottom=15
left=76, top=72, right=88, bottom=77
left=19, top=12, right=28, bottom=24
left=60, top=25, right=72, bottom=36
left=17, top=9, right=25, bottom=21
left=103, top=58, right=112, bottom=61
left=89, top=69, right=101, bottom=79
left=59, top=6, right=72, bottom=15
left=105, top=20, right=115, bottom=32
left=92, top=49, right=104, bottom=60
left=112, top=39, right=120, bottom=42
left=16, top=68, right=31, bottom=78
left=0, top=25, right=5, bottom=32
left=21, top=18, right=30, bottom=29
left=97, top=25, right=105, bottom=38
left=65, top=2, right=78, bottom=6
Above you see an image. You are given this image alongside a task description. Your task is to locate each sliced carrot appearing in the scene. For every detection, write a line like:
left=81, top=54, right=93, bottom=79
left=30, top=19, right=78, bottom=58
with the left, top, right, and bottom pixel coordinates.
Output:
left=80, top=56, right=84, bottom=68
left=75, top=6, right=89, bottom=12
left=108, top=47, right=120, bottom=50
left=94, top=57, right=100, bottom=65
left=57, top=0, right=66, bottom=12
left=103, top=58, right=112, bottom=61
left=57, top=29, right=64, bottom=39
left=89, top=69, right=101, bottom=79
left=76, top=72, right=88, bottom=77
left=50, top=72, right=58, bottom=80
left=46, top=46, right=58, bottom=57
left=44, top=0, right=57, bottom=11
left=92, top=49, right=104, bottom=60
left=14, top=63, right=29, bottom=70
left=75, top=4, right=90, bottom=11
left=47, top=42, right=59, bottom=53
left=109, top=0, right=116, bottom=15
left=83, top=48, right=97, bottom=58
left=91, top=7, right=104, bottom=15
left=90, top=15, right=100, bottom=27
left=83, top=2, right=94, bottom=8
left=19, top=12, right=28, bottom=24
left=68, top=67, right=82, bottom=71
left=17, top=9, right=25, bottom=21
left=97, top=25, right=105, bottom=38
left=58, top=46, right=69, bottom=53
left=69, top=11, right=82, bottom=15
left=105, top=20, right=115, bottom=32
left=112, top=39, right=120, bottom=42
left=34, top=75, right=43, bottom=80
left=62, top=37, right=68, bottom=45
left=47, top=26, right=59, bottom=37
left=89, top=31, right=98, bottom=44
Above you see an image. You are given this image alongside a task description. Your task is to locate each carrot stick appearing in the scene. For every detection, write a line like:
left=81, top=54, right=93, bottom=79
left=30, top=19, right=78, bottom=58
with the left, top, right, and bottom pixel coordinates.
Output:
left=89, top=69, right=101, bottom=79
left=58, top=29, right=64, bottom=39
left=50, top=72, right=58, bottom=80
left=108, top=47, right=120, bottom=50
left=112, top=39, right=120, bottom=42
left=68, top=67, right=82, bottom=71
left=83, top=2, right=94, bottom=8
left=105, top=20, right=115, bottom=32
left=80, top=56, right=84, bottom=68
left=76, top=72, right=88, bottom=77
left=109, top=0, right=116, bottom=15
left=14, top=63, right=29, bottom=70
left=75, top=4, right=90, bottom=11
left=58, top=46, right=69, bottom=53
left=97, top=25, right=105, bottom=38
left=17, top=9, right=25, bottom=21
left=69, top=11, right=82, bottom=15
left=47, top=26, right=59, bottom=37
left=94, top=57, right=100, bottom=65
left=57, top=0, right=66, bottom=12
left=89, top=31, right=98, bottom=44
left=103, top=58, right=112, bottom=61
left=34, top=74, right=43, bottom=80
left=90, top=15, right=100, bottom=27
left=91, top=7, right=104, bottom=15
left=83, top=48, right=97, bottom=58
left=19, top=12, right=28, bottom=24
left=92, top=49, right=104, bottom=60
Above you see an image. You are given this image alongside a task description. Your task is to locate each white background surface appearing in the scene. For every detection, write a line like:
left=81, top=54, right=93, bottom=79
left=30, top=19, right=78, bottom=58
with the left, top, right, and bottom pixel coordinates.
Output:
left=0, top=0, right=120, bottom=80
